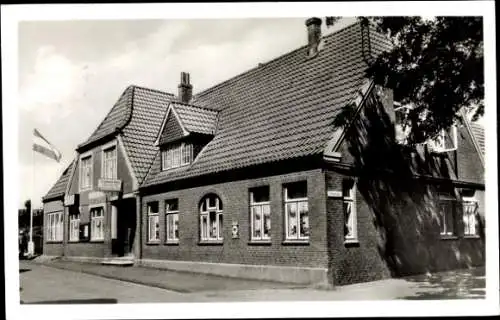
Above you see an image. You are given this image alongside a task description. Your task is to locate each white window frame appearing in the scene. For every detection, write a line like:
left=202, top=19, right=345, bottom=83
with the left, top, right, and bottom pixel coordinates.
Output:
left=250, top=187, right=271, bottom=242
left=462, top=196, right=479, bottom=237
left=101, top=143, right=117, bottom=180
left=147, top=202, right=160, bottom=243
left=79, top=152, right=93, bottom=191
left=165, top=199, right=179, bottom=242
left=429, top=126, right=458, bottom=153
left=438, top=192, right=456, bottom=237
left=284, top=182, right=309, bottom=241
left=69, top=213, right=80, bottom=242
left=199, top=195, right=224, bottom=242
left=343, top=179, right=358, bottom=242
left=162, top=142, right=193, bottom=171
left=394, top=103, right=413, bottom=145
left=90, top=207, right=104, bottom=241
left=46, top=212, right=63, bottom=242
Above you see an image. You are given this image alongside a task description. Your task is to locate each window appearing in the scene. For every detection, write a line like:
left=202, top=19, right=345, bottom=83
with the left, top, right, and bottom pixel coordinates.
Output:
left=343, top=179, right=357, bottom=242
left=463, top=198, right=479, bottom=237
left=69, top=213, right=80, bottom=242
left=250, top=186, right=271, bottom=241
left=199, top=194, right=223, bottom=241
left=46, top=212, right=63, bottom=242
left=394, top=104, right=412, bottom=145
left=102, top=146, right=117, bottom=179
left=148, top=202, right=160, bottom=242
left=284, top=182, right=309, bottom=241
left=162, top=142, right=193, bottom=170
left=90, top=207, right=104, bottom=241
left=165, top=199, right=179, bottom=242
left=429, top=126, right=458, bottom=152
left=80, top=155, right=93, bottom=190
left=438, top=195, right=456, bottom=237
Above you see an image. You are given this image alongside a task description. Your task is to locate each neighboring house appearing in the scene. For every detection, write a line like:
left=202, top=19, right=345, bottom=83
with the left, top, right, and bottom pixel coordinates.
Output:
left=42, top=18, right=485, bottom=286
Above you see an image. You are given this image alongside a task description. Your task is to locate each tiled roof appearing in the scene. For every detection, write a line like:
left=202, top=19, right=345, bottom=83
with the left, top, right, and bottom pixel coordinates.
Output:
left=120, top=86, right=175, bottom=184
left=143, top=21, right=392, bottom=187
left=173, top=103, right=218, bottom=135
left=79, top=86, right=134, bottom=149
left=469, top=121, right=485, bottom=156
left=42, top=161, right=74, bottom=201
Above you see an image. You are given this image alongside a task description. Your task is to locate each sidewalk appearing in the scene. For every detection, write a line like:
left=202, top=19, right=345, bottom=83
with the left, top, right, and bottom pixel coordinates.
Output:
left=30, top=258, right=305, bottom=293
left=28, top=257, right=486, bottom=300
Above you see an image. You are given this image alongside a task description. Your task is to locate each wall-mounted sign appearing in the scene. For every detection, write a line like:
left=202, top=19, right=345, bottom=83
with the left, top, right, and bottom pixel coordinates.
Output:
left=327, top=190, right=342, bottom=198
left=98, top=179, right=122, bottom=192
left=88, top=191, right=106, bottom=205
left=232, top=221, right=239, bottom=239
left=64, top=195, right=75, bottom=206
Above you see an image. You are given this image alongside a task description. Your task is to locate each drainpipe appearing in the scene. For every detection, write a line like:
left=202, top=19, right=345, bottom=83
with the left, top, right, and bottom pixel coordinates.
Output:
left=134, top=190, right=142, bottom=260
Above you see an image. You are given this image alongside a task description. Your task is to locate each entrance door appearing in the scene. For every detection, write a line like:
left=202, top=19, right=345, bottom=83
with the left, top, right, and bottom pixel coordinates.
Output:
left=111, top=198, right=136, bottom=257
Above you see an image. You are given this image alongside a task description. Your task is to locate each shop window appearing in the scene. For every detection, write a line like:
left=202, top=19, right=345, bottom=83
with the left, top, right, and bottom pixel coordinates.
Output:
left=90, top=207, right=104, bottom=241
left=343, top=179, right=357, bottom=242
left=165, top=199, right=179, bottom=242
left=250, top=186, right=271, bottom=241
left=147, top=202, right=160, bottom=242
left=69, top=213, right=80, bottom=242
left=284, top=181, right=309, bottom=241
left=199, top=194, right=223, bottom=242
left=47, top=212, right=63, bottom=242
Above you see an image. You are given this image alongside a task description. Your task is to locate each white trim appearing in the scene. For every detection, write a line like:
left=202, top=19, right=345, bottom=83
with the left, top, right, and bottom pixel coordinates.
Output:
left=199, top=195, right=224, bottom=241
left=147, top=202, right=160, bottom=242
left=154, top=104, right=172, bottom=146
left=90, top=206, right=105, bottom=241
left=429, top=126, right=458, bottom=153
left=100, top=140, right=117, bottom=152
left=165, top=199, right=179, bottom=242
left=323, top=78, right=374, bottom=157
left=116, top=135, right=138, bottom=190
left=122, top=192, right=136, bottom=199
left=283, top=182, right=309, bottom=241
left=249, top=187, right=271, bottom=241
left=154, top=103, right=189, bottom=146
left=460, top=109, right=485, bottom=167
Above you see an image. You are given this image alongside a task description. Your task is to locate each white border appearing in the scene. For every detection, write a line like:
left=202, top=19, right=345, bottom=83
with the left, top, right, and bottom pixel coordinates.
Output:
left=3, top=1, right=498, bottom=320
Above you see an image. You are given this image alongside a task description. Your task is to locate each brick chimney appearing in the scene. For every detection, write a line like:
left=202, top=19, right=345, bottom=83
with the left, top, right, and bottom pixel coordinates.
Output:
left=305, top=17, right=322, bottom=57
left=178, top=72, right=192, bottom=103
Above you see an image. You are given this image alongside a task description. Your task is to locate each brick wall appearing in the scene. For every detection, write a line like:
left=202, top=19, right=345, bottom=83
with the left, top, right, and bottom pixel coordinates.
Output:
left=325, top=170, right=484, bottom=285
left=141, top=169, right=329, bottom=269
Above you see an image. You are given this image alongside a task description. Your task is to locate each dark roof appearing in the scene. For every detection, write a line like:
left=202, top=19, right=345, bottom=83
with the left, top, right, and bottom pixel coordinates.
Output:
left=470, top=121, right=485, bottom=156
left=174, top=103, right=218, bottom=135
left=120, top=86, right=175, bottom=184
left=42, top=161, right=74, bottom=201
left=143, top=21, right=392, bottom=187
left=79, top=86, right=134, bottom=149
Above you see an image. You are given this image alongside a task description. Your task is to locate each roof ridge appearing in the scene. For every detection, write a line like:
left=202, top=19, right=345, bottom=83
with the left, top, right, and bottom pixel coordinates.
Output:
left=173, top=101, right=219, bottom=113
left=194, top=21, right=361, bottom=100
left=131, top=84, right=175, bottom=97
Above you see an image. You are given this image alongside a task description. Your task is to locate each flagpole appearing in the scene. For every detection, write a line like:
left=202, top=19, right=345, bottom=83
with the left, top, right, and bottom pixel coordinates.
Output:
left=28, top=141, right=35, bottom=257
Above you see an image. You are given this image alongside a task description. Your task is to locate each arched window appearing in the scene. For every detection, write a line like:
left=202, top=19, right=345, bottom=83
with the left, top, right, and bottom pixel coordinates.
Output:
left=199, top=194, right=223, bottom=241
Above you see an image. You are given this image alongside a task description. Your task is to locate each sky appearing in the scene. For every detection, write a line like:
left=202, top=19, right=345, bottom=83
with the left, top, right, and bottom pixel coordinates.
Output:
left=17, top=17, right=355, bottom=208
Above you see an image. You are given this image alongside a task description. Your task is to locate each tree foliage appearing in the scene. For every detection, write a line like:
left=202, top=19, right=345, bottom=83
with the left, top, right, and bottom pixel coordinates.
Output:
left=327, top=16, right=484, bottom=144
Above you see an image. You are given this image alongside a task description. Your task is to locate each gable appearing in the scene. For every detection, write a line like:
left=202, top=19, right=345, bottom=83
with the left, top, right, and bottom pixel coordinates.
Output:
left=159, top=108, right=186, bottom=145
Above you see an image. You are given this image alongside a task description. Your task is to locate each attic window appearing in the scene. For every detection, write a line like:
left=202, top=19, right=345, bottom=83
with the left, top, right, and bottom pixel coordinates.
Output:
left=394, top=103, right=412, bottom=145
left=428, top=126, right=458, bottom=153
left=162, top=142, right=193, bottom=170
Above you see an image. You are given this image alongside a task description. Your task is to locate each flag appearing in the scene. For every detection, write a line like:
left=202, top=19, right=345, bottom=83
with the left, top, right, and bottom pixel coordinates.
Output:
left=33, top=129, right=62, bottom=162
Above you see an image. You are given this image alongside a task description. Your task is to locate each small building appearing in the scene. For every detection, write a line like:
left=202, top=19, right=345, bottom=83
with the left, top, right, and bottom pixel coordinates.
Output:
left=42, top=18, right=485, bottom=286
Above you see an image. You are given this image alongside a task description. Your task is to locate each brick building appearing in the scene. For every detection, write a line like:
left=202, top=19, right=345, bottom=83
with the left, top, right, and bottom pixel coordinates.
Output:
left=42, top=18, right=485, bottom=286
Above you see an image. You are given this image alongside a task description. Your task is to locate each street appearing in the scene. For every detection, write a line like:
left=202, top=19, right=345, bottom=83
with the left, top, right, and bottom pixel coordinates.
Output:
left=19, top=260, right=486, bottom=303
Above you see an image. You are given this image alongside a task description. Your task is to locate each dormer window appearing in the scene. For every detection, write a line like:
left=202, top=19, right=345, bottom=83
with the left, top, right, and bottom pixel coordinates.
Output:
left=162, top=142, right=193, bottom=170
left=428, top=126, right=458, bottom=153
left=394, top=103, right=412, bottom=145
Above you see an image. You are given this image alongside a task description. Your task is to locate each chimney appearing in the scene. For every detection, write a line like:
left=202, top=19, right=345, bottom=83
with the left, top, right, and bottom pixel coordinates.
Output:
left=305, top=17, right=322, bottom=57
left=178, top=72, right=192, bottom=103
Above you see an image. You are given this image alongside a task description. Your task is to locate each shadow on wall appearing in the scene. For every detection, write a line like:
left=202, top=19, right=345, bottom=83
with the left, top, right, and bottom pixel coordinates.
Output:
left=339, top=86, right=485, bottom=277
